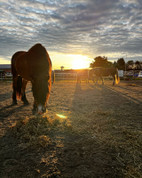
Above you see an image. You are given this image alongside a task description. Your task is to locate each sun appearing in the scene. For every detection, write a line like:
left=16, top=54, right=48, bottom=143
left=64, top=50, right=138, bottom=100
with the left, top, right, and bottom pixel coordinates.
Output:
left=50, top=52, right=90, bottom=69
left=71, top=55, right=89, bottom=69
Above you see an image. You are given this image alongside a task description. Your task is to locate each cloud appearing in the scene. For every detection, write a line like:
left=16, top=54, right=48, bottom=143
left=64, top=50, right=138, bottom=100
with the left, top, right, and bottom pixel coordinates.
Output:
left=0, top=0, right=142, bottom=64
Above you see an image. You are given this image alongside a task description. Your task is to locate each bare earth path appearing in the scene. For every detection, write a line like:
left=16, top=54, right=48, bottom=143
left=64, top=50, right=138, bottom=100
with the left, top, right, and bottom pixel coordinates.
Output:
left=0, top=80, right=142, bottom=177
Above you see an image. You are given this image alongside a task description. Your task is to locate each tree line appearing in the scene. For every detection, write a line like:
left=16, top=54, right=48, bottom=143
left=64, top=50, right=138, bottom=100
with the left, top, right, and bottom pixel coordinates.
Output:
left=90, top=56, right=142, bottom=70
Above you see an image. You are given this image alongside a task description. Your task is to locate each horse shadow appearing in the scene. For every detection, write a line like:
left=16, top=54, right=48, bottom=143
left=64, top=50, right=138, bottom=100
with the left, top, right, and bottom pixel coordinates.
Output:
left=0, top=92, right=12, bottom=102
left=0, top=104, right=30, bottom=120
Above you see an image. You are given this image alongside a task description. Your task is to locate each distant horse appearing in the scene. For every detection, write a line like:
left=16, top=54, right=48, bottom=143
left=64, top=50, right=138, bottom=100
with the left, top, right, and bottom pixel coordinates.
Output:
left=89, top=67, right=120, bottom=85
left=11, top=43, right=52, bottom=114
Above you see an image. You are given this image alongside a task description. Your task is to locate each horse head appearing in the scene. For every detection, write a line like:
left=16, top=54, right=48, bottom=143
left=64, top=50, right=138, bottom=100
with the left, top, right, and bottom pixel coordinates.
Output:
left=32, top=75, right=51, bottom=114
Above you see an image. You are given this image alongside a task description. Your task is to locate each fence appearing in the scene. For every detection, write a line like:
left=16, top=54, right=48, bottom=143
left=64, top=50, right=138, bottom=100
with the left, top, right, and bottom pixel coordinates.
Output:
left=0, top=74, right=12, bottom=81
left=2, top=70, right=140, bottom=82
left=54, top=72, right=78, bottom=81
left=0, top=73, right=78, bottom=81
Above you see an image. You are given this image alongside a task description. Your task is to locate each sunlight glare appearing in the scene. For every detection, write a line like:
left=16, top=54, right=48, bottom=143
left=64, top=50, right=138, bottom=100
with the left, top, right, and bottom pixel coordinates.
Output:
left=50, top=52, right=90, bottom=69
left=71, top=55, right=89, bottom=69
left=56, top=114, right=67, bottom=119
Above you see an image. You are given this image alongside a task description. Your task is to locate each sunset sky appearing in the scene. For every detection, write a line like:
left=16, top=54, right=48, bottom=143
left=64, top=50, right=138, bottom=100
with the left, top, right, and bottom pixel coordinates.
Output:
left=0, top=0, right=142, bottom=69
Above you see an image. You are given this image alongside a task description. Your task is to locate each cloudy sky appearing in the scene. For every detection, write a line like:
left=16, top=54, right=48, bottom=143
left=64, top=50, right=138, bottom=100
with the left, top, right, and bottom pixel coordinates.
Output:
left=0, top=0, right=142, bottom=69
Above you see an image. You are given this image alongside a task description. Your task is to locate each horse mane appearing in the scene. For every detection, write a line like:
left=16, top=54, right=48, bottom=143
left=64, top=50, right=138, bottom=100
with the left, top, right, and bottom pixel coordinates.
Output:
left=27, top=43, right=52, bottom=73
left=28, top=43, right=47, bottom=56
left=28, top=43, right=44, bottom=51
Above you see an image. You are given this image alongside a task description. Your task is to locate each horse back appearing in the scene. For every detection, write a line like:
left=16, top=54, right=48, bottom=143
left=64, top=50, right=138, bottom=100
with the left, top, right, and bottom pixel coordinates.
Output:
left=92, top=67, right=105, bottom=77
left=11, top=44, right=52, bottom=81
left=93, top=67, right=117, bottom=77
left=11, top=51, right=26, bottom=77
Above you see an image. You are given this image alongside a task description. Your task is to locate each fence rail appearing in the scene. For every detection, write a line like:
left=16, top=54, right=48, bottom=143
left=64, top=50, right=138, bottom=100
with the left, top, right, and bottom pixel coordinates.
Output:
left=54, top=73, right=77, bottom=81
left=1, top=71, right=142, bottom=82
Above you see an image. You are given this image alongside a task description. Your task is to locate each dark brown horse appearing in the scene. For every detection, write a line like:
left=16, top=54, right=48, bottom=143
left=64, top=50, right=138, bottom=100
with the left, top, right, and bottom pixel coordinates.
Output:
left=89, top=67, right=120, bottom=85
left=11, top=43, right=52, bottom=114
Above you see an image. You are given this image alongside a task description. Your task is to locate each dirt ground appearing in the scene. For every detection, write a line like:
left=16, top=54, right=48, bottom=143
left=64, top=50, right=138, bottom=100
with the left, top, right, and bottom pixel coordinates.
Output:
left=0, top=79, right=142, bottom=177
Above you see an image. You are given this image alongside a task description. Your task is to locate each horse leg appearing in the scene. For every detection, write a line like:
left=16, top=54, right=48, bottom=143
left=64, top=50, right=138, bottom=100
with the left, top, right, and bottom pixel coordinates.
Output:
left=21, top=79, right=29, bottom=105
left=101, top=77, right=104, bottom=85
left=113, top=75, right=115, bottom=85
left=12, top=77, right=18, bottom=105
left=32, top=102, right=37, bottom=114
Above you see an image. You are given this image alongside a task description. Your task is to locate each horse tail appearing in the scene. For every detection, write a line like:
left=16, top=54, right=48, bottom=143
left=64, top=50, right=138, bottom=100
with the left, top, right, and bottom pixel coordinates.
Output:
left=115, top=69, right=120, bottom=85
left=16, top=76, right=22, bottom=98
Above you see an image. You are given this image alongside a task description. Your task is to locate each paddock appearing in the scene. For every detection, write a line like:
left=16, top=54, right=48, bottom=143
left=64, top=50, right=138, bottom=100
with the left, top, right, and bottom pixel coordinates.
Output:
left=0, top=80, right=142, bottom=177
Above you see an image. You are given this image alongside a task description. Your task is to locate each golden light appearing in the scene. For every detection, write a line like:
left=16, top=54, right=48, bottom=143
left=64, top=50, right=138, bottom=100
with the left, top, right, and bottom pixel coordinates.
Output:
left=56, top=114, right=67, bottom=119
left=0, top=57, right=10, bottom=64
left=50, top=52, right=90, bottom=69
left=71, top=55, right=89, bottom=69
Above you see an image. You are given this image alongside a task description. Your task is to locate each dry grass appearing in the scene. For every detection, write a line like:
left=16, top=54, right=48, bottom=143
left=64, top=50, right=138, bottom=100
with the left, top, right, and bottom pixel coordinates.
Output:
left=0, top=115, right=73, bottom=177
left=0, top=80, right=142, bottom=177
left=75, top=108, right=142, bottom=178
left=10, top=115, right=72, bottom=149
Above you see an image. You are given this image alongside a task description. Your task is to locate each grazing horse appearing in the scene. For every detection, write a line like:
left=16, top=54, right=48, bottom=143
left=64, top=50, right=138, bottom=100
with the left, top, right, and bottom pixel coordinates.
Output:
left=11, top=43, right=52, bottom=114
left=89, top=67, right=120, bottom=85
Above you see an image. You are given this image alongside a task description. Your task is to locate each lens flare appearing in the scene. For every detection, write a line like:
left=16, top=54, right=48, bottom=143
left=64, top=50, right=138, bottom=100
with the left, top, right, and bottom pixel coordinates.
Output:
left=56, top=114, right=67, bottom=119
